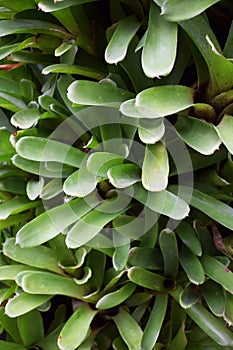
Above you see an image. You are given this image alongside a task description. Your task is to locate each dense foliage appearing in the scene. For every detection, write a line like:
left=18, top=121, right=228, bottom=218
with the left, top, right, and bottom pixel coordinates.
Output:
left=0, top=0, right=233, bottom=349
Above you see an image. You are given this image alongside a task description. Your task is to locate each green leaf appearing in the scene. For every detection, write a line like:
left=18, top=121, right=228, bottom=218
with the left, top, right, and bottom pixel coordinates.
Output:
left=108, top=163, right=140, bottom=188
left=170, top=186, right=233, bottom=231
left=42, top=64, right=105, bottom=80
left=176, top=221, right=202, bottom=256
left=67, top=80, right=134, bottom=108
left=0, top=341, right=27, bottom=350
left=40, top=178, right=63, bottom=200
left=16, top=271, right=89, bottom=299
left=141, top=294, right=168, bottom=350
left=16, top=136, right=85, bottom=167
left=142, top=2, right=177, bottom=77
left=127, top=247, right=163, bottom=270
left=0, top=308, right=21, bottom=343
left=142, top=142, right=169, bottom=191
left=0, top=265, right=37, bottom=280
left=3, top=238, right=62, bottom=274
left=87, top=152, right=124, bottom=177
left=12, top=154, right=73, bottom=178
left=138, top=118, right=165, bottom=144
left=11, top=108, right=40, bottom=129
left=216, top=114, right=233, bottom=154
left=16, top=193, right=100, bottom=247
left=134, top=85, right=194, bottom=118
left=175, top=115, right=221, bottom=155
left=38, top=0, right=98, bottom=12
left=128, top=267, right=171, bottom=292
left=0, top=19, right=71, bottom=39
left=64, top=167, right=100, bottom=197
left=96, top=282, right=136, bottom=309
left=200, top=255, right=233, bottom=293
left=180, top=284, right=200, bottom=308
left=66, top=197, right=127, bottom=248
left=170, top=286, right=233, bottom=347
left=58, top=304, right=97, bottom=350
left=113, top=307, right=143, bottom=350
left=0, top=0, right=36, bottom=11
left=0, top=197, right=33, bottom=219
left=179, top=245, right=205, bottom=285
left=105, top=15, right=140, bottom=64
left=18, top=310, right=44, bottom=346
left=26, top=177, right=44, bottom=200
left=5, top=293, right=51, bottom=318
left=201, top=280, right=226, bottom=317
left=132, top=183, right=190, bottom=220
left=159, top=229, right=179, bottom=278
left=168, top=322, right=187, bottom=350
left=161, top=0, right=220, bottom=21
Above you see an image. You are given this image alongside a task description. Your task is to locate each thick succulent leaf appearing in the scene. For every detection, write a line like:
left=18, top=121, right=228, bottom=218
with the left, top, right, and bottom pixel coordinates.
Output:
left=96, top=282, right=136, bottom=309
left=0, top=197, right=35, bottom=220
left=161, top=0, right=220, bottom=22
left=175, top=115, right=221, bottom=155
left=64, top=167, right=100, bottom=197
left=87, top=152, right=124, bottom=177
left=12, top=155, right=73, bottom=178
left=180, top=285, right=200, bottom=309
left=179, top=245, right=205, bottom=285
left=132, top=183, right=190, bottom=220
left=16, top=193, right=100, bottom=247
left=66, top=197, right=127, bottom=248
left=170, top=186, right=233, bottom=231
left=176, top=221, right=202, bottom=256
left=40, top=178, right=63, bottom=200
left=0, top=265, right=37, bottom=280
left=108, top=163, right=140, bottom=188
left=200, top=255, right=233, bottom=293
left=5, top=293, right=52, bottom=318
left=141, top=294, right=168, bottom=350
left=26, top=177, right=44, bottom=200
left=16, top=136, right=85, bottom=167
left=57, top=304, right=97, bottom=350
left=16, top=271, right=89, bottom=299
left=3, top=238, right=62, bottom=274
left=38, top=0, right=98, bottom=12
left=0, top=19, right=71, bottom=39
left=67, top=80, right=134, bottom=108
left=142, top=2, right=177, bottom=77
left=216, top=114, right=233, bottom=154
left=201, top=280, right=226, bottom=317
left=159, top=229, right=179, bottom=278
left=113, top=307, right=143, bottom=350
left=142, top=142, right=169, bottom=192
left=170, top=286, right=233, bottom=347
left=128, top=267, right=170, bottom=292
left=0, top=341, right=28, bottom=350
left=11, top=108, right=40, bottom=129
left=105, top=15, right=140, bottom=64
left=42, top=64, right=105, bottom=80
left=138, top=118, right=165, bottom=144
left=135, top=85, right=194, bottom=118
left=18, top=310, right=44, bottom=346
left=127, top=247, right=163, bottom=270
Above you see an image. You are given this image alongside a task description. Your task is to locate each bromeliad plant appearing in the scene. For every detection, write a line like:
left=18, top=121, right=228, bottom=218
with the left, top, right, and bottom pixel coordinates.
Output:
left=0, top=0, right=233, bottom=349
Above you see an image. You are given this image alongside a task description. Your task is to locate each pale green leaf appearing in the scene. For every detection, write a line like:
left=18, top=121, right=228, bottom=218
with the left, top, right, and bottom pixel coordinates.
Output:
left=142, top=142, right=169, bottom=191
left=67, top=80, right=134, bottom=108
left=135, top=85, right=194, bottom=118
left=108, top=163, right=140, bottom=188
left=11, top=108, right=40, bottom=129
left=216, top=114, right=233, bottom=154
left=58, top=304, right=97, bottom=350
left=161, top=0, right=220, bottom=21
left=138, top=118, right=165, bottom=143
left=64, top=166, right=100, bottom=197
left=105, top=15, right=140, bottom=64
left=142, top=2, right=177, bottom=77
left=175, top=115, right=221, bottom=155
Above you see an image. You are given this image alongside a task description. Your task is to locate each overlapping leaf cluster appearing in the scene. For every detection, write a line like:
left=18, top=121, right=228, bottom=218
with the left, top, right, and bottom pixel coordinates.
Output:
left=0, top=0, right=233, bottom=349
